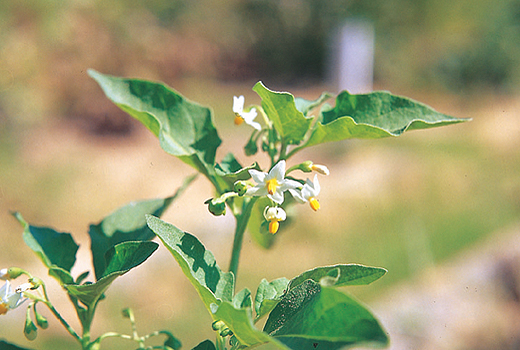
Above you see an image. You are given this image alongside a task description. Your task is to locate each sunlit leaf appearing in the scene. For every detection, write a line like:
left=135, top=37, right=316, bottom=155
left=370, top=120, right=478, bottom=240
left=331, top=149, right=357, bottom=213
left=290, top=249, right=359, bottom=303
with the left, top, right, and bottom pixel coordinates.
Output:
left=88, top=70, right=221, bottom=176
left=146, top=215, right=234, bottom=317
left=64, top=241, right=158, bottom=307
left=89, top=175, right=195, bottom=280
left=253, top=82, right=312, bottom=145
left=288, top=264, right=387, bottom=290
left=264, top=280, right=389, bottom=349
left=306, top=90, right=468, bottom=147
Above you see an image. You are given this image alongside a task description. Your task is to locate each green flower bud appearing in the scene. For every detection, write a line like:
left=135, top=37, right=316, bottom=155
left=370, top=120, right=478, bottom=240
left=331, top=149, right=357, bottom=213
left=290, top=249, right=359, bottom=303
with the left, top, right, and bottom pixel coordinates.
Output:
left=233, top=181, right=248, bottom=196
left=0, top=267, right=25, bottom=280
left=205, top=198, right=226, bottom=216
left=24, top=307, right=38, bottom=341
left=33, top=304, right=48, bottom=329
left=300, top=161, right=314, bottom=173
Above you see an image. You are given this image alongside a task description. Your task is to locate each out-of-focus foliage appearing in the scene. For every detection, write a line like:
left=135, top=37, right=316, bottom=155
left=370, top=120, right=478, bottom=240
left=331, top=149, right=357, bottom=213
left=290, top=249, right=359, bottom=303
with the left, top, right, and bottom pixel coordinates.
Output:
left=2, top=0, right=519, bottom=133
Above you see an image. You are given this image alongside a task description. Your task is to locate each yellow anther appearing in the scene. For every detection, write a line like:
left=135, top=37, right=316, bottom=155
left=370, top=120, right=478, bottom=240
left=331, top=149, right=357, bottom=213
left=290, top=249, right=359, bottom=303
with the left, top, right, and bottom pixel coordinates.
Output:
left=266, top=179, right=278, bottom=195
left=234, top=114, right=244, bottom=125
left=0, top=303, right=8, bottom=315
left=309, top=197, right=320, bottom=211
left=269, top=220, right=280, bottom=234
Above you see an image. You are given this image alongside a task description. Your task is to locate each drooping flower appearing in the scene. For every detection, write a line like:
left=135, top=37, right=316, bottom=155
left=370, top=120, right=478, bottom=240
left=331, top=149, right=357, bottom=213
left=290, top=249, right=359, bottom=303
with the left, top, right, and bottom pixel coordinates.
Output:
left=263, top=206, right=286, bottom=234
left=233, top=95, right=261, bottom=130
left=0, top=281, right=25, bottom=315
left=289, top=174, right=321, bottom=211
left=247, top=160, right=301, bottom=204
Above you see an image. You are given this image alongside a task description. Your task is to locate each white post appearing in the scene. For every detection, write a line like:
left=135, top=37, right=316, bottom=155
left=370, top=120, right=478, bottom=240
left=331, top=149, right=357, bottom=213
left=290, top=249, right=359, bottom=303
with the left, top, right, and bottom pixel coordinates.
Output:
left=329, top=20, right=375, bottom=94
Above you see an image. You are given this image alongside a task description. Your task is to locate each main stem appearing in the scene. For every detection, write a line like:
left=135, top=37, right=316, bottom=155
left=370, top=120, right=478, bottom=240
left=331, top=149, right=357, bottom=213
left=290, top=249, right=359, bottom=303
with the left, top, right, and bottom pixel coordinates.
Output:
left=228, top=197, right=257, bottom=277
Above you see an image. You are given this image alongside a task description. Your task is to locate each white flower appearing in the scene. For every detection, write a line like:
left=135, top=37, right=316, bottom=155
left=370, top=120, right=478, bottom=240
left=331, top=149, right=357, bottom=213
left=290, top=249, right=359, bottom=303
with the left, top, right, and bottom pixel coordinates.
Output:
left=0, top=281, right=25, bottom=315
left=233, top=95, right=261, bottom=130
left=247, top=160, right=301, bottom=204
left=290, top=174, right=321, bottom=211
left=263, top=206, right=286, bottom=234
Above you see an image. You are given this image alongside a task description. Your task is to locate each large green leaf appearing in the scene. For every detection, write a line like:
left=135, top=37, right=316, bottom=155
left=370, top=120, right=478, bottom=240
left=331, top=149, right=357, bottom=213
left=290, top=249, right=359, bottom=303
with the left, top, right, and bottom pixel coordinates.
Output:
left=89, top=176, right=195, bottom=280
left=13, top=212, right=78, bottom=285
left=88, top=70, right=221, bottom=176
left=64, top=241, right=158, bottom=308
left=146, top=215, right=234, bottom=316
left=306, top=90, right=468, bottom=147
left=253, top=82, right=312, bottom=145
left=264, top=280, right=389, bottom=350
left=288, top=264, right=387, bottom=290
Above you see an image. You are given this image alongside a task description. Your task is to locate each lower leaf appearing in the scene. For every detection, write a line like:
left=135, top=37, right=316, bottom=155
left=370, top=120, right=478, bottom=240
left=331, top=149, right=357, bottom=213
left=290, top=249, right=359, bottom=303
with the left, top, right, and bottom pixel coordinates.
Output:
left=264, top=280, right=388, bottom=349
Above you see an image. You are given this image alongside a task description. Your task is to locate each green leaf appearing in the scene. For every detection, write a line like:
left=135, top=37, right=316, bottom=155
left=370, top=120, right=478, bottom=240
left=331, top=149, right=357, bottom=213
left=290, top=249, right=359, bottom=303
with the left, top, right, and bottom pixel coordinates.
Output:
left=212, top=301, right=288, bottom=349
left=253, top=82, right=312, bottom=145
left=102, top=241, right=159, bottom=278
left=146, top=215, right=234, bottom=316
left=89, top=176, right=194, bottom=280
left=65, top=241, right=157, bottom=307
left=247, top=197, right=278, bottom=249
left=88, top=69, right=221, bottom=175
left=264, top=280, right=389, bottom=349
left=288, top=264, right=387, bottom=290
left=0, top=340, right=34, bottom=350
left=215, top=153, right=259, bottom=185
left=191, top=340, right=216, bottom=350
left=294, top=92, right=332, bottom=116
left=254, top=277, right=290, bottom=321
left=305, top=90, right=469, bottom=147
left=13, top=212, right=78, bottom=283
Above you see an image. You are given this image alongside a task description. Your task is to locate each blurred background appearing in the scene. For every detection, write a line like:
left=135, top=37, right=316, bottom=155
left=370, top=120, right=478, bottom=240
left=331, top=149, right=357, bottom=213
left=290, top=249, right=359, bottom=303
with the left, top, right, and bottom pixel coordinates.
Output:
left=1, top=0, right=520, bottom=349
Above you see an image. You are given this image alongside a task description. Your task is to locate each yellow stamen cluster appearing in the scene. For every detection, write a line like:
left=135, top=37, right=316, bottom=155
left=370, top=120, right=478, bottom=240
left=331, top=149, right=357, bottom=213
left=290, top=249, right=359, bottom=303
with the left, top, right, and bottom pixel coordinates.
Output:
left=266, top=179, right=278, bottom=195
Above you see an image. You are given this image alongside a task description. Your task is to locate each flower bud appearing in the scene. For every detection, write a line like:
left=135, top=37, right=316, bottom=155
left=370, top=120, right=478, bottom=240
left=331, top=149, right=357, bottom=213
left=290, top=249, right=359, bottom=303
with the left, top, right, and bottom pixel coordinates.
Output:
left=24, top=307, right=38, bottom=341
left=0, top=267, right=25, bottom=280
left=233, top=181, right=248, bottom=196
left=205, top=198, right=226, bottom=216
left=34, top=304, right=48, bottom=329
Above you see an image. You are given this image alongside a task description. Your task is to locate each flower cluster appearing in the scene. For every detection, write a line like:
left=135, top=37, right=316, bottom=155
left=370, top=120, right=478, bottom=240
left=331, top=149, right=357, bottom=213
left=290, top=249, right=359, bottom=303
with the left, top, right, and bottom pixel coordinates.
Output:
left=245, top=160, right=328, bottom=234
left=203, top=96, right=331, bottom=234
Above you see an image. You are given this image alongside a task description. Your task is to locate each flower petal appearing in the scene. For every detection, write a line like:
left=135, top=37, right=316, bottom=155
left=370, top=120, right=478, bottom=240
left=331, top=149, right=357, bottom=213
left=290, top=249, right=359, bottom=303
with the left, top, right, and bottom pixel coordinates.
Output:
left=269, top=161, right=286, bottom=181
left=248, top=169, right=266, bottom=184
left=233, top=95, right=245, bottom=113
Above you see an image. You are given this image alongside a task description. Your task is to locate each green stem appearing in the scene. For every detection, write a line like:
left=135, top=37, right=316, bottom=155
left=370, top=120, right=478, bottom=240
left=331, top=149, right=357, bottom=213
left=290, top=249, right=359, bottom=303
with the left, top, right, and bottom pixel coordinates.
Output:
left=228, top=197, right=257, bottom=278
